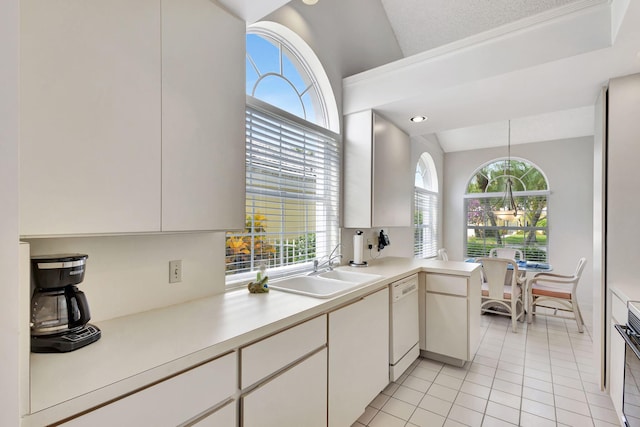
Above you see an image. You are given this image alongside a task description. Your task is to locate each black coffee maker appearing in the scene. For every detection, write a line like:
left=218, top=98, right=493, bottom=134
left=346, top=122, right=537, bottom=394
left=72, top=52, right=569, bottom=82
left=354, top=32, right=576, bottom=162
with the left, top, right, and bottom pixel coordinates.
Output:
left=30, top=253, right=101, bottom=353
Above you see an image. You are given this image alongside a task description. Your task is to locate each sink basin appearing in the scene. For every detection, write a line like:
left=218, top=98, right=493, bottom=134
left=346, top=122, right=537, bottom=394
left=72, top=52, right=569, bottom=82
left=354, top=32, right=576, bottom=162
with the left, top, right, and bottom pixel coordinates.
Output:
left=317, top=270, right=382, bottom=284
left=269, top=273, right=380, bottom=299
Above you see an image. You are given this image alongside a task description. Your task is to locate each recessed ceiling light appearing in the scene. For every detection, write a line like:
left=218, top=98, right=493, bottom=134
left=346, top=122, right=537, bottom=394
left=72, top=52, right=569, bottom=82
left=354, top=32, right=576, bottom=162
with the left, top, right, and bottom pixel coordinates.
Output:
left=302, top=0, right=318, bottom=4
left=410, top=116, right=427, bottom=123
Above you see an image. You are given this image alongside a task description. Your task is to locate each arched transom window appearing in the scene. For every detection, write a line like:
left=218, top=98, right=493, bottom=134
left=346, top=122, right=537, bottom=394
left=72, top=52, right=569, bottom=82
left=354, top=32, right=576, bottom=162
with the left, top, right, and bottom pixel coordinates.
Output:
left=414, top=153, right=439, bottom=258
left=226, top=23, right=340, bottom=283
left=465, top=158, right=550, bottom=262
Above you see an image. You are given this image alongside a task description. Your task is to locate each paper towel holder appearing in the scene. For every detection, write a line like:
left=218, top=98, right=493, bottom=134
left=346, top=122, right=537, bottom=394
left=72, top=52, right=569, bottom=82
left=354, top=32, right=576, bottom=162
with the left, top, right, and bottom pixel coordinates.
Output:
left=349, top=230, right=368, bottom=267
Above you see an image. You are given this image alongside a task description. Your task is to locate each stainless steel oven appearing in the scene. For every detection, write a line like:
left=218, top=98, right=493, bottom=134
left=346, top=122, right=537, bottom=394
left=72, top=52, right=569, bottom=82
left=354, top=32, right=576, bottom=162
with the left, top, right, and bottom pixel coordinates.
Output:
left=615, top=301, right=640, bottom=426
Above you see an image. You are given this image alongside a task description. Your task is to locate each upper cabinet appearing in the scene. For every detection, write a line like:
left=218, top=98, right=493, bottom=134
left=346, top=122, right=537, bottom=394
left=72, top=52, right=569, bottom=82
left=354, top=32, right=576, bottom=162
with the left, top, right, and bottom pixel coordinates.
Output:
left=20, top=0, right=245, bottom=236
left=161, top=0, right=245, bottom=232
left=343, top=111, right=412, bottom=228
left=20, top=0, right=162, bottom=235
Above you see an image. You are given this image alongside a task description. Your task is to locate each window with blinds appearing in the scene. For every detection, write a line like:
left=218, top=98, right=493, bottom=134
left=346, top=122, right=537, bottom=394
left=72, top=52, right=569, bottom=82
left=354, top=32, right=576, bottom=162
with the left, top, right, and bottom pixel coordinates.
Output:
left=225, top=101, right=340, bottom=280
left=465, top=158, right=549, bottom=262
left=414, top=187, right=439, bottom=258
left=465, top=194, right=548, bottom=262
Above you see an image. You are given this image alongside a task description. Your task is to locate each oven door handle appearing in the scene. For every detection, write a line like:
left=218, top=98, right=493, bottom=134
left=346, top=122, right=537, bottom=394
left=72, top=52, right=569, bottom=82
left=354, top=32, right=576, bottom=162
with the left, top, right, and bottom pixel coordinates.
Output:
left=615, top=324, right=640, bottom=360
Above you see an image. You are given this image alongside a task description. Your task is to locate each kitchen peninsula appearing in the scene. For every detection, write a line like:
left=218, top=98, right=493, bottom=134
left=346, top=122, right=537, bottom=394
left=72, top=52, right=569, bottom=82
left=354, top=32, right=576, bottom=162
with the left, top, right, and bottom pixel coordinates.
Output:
left=24, top=257, right=480, bottom=427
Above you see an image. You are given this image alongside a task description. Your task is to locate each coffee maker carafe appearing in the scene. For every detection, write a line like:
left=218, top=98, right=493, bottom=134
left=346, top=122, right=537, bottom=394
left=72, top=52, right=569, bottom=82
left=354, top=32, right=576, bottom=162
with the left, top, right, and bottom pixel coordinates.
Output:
left=30, top=254, right=101, bottom=353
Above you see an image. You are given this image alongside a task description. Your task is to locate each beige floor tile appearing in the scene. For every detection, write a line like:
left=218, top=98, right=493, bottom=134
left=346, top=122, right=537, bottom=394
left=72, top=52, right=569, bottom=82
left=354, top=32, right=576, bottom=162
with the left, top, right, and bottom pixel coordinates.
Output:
left=481, top=415, right=517, bottom=426
left=521, top=397, right=555, bottom=421
left=556, top=407, right=595, bottom=426
left=368, top=410, right=407, bottom=427
left=447, top=404, right=484, bottom=427
left=382, top=396, right=417, bottom=420
left=357, top=406, right=379, bottom=425
left=408, top=407, right=446, bottom=427
left=519, top=411, right=558, bottom=427
left=485, top=401, right=520, bottom=425
left=428, top=383, right=459, bottom=402
left=419, top=394, right=453, bottom=417
left=489, top=389, right=521, bottom=409
left=369, top=393, right=390, bottom=410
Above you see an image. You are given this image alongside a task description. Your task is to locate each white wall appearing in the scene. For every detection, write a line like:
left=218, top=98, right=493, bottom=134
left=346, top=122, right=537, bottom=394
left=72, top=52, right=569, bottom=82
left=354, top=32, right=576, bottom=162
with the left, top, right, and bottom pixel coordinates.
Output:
left=444, top=136, right=595, bottom=312
left=0, top=0, right=20, bottom=423
left=26, top=233, right=227, bottom=322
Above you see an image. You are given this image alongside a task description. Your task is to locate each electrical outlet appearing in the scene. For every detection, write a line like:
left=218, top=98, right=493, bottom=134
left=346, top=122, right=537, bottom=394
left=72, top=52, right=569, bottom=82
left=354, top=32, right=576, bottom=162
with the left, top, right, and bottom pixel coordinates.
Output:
left=169, top=260, right=182, bottom=283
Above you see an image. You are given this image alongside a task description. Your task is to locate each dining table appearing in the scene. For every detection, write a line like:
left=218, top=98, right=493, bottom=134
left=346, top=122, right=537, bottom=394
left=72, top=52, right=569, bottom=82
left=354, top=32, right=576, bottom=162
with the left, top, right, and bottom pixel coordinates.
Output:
left=466, top=257, right=553, bottom=313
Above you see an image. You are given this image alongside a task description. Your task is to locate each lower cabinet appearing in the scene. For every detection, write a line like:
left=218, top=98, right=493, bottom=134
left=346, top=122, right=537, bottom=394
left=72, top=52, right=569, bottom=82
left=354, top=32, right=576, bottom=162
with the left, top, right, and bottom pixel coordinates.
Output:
left=241, top=349, right=327, bottom=427
left=59, top=352, right=237, bottom=427
left=610, top=290, right=627, bottom=419
left=240, top=315, right=327, bottom=427
left=423, top=271, right=481, bottom=366
left=328, top=288, right=389, bottom=427
left=192, top=401, right=236, bottom=427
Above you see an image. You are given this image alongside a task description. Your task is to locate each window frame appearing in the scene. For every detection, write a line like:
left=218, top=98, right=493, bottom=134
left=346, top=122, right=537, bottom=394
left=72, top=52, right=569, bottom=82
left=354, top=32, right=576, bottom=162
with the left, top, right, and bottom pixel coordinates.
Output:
left=464, top=157, right=550, bottom=262
left=414, top=152, right=439, bottom=259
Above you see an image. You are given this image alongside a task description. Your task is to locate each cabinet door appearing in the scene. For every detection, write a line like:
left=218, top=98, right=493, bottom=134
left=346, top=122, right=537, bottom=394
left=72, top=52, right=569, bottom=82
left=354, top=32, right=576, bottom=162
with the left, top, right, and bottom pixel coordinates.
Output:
left=20, top=0, right=162, bottom=235
left=343, top=111, right=412, bottom=228
left=610, top=321, right=625, bottom=417
left=242, top=349, right=327, bottom=427
left=328, top=288, right=389, bottom=427
left=192, top=400, right=236, bottom=427
left=161, top=0, right=245, bottom=231
left=60, top=353, right=236, bottom=427
left=371, top=113, right=412, bottom=227
left=426, top=292, right=468, bottom=361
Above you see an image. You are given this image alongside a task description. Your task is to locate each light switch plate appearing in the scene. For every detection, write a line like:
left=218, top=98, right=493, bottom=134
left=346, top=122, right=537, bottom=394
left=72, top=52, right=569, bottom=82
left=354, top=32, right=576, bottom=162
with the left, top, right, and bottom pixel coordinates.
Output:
left=169, top=260, right=182, bottom=283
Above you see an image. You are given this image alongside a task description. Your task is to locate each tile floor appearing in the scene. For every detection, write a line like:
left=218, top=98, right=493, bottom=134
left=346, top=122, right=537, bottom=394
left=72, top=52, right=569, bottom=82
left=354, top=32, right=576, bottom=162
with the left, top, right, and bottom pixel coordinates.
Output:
left=353, top=309, right=621, bottom=427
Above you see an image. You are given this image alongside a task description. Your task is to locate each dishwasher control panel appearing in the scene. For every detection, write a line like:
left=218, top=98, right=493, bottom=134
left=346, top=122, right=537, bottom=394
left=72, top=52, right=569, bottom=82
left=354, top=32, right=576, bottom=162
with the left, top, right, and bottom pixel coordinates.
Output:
left=391, top=274, right=418, bottom=302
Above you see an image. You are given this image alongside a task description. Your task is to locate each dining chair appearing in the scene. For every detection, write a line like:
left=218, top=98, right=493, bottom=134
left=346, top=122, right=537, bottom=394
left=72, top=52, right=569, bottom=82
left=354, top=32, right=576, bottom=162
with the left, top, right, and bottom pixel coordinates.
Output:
left=437, top=248, right=449, bottom=261
left=527, top=257, right=587, bottom=333
left=477, top=257, right=525, bottom=332
left=489, top=247, right=523, bottom=261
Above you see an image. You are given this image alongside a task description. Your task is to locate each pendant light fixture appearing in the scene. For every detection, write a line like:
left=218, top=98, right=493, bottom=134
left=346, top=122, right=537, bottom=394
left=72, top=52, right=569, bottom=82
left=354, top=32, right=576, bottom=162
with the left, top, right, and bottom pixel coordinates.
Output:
left=493, top=120, right=520, bottom=221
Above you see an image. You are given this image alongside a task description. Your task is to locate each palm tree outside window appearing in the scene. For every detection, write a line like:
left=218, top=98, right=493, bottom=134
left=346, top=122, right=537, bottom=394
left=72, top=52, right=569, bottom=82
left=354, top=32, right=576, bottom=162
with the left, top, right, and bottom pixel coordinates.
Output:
left=465, top=158, right=549, bottom=262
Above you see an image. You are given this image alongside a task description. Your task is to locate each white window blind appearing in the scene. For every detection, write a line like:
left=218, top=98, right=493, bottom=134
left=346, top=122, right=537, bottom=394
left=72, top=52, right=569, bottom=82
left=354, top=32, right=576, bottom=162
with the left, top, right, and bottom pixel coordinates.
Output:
left=226, top=102, right=340, bottom=280
left=414, top=187, right=438, bottom=258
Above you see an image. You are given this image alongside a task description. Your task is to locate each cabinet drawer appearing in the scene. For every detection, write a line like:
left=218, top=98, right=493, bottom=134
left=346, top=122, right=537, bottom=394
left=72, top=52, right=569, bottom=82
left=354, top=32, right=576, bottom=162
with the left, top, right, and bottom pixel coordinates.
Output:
left=241, top=315, right=326, bottom=388
left=612, top=292, right=628, bottom=324
left=426, top=274, right=468, bottom=296
left=61, top=352, right=236, bottom=426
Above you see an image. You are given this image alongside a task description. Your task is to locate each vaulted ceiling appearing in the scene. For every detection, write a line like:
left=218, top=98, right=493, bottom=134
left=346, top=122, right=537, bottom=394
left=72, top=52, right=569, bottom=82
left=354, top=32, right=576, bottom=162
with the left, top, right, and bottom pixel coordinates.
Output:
left=219, top=0, right=640, bottom=152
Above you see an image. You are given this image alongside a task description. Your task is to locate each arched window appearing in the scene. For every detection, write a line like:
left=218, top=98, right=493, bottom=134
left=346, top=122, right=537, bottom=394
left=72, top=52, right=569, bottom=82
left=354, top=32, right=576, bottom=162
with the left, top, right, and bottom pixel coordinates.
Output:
left=465, top=158, right=550, bottom=262
left=226, top=23, right=340, bottom=281
left=414, top=153, right=439, bottom=258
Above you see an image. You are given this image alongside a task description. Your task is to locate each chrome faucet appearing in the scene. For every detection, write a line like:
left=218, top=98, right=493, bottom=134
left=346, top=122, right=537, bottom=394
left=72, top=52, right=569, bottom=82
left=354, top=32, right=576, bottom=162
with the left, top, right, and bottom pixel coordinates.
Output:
left=312, top=244, right=343, bottom=273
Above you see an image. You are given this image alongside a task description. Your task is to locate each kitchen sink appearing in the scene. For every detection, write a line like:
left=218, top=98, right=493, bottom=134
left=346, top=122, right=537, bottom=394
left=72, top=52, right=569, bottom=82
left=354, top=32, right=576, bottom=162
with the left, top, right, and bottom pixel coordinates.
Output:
left=269, top=270, right=382, bottom=299
left=316, top=270, right=382, bottom=284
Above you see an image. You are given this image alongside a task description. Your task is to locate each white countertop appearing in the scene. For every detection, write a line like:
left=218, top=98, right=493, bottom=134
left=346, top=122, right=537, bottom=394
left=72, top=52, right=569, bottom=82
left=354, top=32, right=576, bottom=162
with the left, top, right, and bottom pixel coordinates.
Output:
left=26, top=257, right=479, bottom=426
left=610, top=281, right=640, bottom=304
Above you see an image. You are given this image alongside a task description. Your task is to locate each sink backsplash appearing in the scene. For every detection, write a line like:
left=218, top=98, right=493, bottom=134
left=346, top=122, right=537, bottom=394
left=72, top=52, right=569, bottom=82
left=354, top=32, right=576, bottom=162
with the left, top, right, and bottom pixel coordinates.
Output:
left=25, top=232, right=226, bottom=322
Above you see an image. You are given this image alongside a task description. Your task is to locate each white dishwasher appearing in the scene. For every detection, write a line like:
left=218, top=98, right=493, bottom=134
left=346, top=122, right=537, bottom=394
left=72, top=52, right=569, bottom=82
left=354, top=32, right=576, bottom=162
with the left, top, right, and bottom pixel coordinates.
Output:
left=389, top=274, right=420, bottom=381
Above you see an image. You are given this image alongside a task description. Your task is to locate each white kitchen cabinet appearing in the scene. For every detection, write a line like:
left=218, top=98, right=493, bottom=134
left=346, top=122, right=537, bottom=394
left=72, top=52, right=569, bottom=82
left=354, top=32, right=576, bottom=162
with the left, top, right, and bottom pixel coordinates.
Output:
left=160, top=0, right=245, bottom=232
left=423, top=271, right=481, bottom=366
left=240, top=315, right=327, bottom=427
left=328, top=287, right=389, bottom=427
left=20, top=0, right=245, bottom=236
left=610, top=290, right=627, bottom=417
left=242, top=349, right=327, bottom=427
left=59, top=352, right=237, bottom=427
left=343, top=110, right=412, bottom=228
left=20, top=0, right=162, bottom=235
left=191, top=401, right=236, bottom=427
